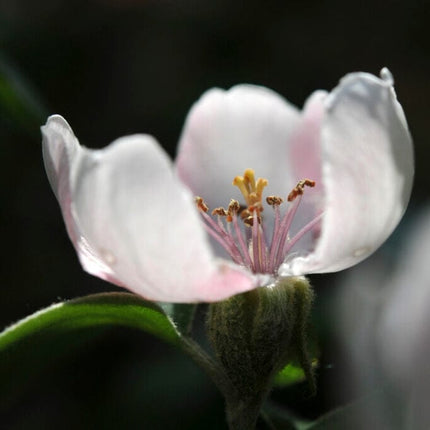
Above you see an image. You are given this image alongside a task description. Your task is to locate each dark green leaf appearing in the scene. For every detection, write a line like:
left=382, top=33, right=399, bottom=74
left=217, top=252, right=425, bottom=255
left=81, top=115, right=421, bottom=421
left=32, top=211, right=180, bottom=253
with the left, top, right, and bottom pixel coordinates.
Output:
left=0, top=292, right=181, bottom=351
left=0, top=292, right=185, bottom=410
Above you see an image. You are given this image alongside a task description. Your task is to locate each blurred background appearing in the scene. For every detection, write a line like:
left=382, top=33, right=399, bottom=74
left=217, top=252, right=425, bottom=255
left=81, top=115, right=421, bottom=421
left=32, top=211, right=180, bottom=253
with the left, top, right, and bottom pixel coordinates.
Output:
left=1, top=0, right=429, bottom=428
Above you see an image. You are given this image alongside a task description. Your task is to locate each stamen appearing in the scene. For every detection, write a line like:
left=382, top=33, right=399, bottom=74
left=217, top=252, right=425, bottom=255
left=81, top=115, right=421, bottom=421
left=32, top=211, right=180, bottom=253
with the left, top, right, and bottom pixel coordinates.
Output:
left=196, top=199, right=244, bottom=265
left=243, top=213, right=254, bottom=226
left=266, top=195, right=283, bottom=206
left=287, top=179, right=316, bottom=202
left=195, top=196, right=209, bottom=212
left=282, top=212, right=323, bottom=256
left=228, top=199, right=241, bottom=214
left=195, top=170, right=319, bottom=276
left=226, top=199, right=240, bottom=222
left=231, top=210, right=253, bottom=268
left=212, top=207, right=228, bottom=217
left=274, top=196, right=302, bottom=268
left=267, top=198, right=283, bottom=272
left=252, top=210, right=261, bottom=272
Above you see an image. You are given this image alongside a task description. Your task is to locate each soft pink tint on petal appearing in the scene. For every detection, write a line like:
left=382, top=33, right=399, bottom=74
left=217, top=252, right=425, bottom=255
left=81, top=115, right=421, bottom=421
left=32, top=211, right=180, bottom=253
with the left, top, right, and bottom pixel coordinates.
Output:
left=196, top=261, right=258, bottom=302
left=286, top=91, right=327, bottom=252
left=42, top=116, right=254, bottom=302
left=289, top=90, right=327, bottom=187
left=176, top=85, right=300, bottom=209
left=281, top=69, right=414, bottom=276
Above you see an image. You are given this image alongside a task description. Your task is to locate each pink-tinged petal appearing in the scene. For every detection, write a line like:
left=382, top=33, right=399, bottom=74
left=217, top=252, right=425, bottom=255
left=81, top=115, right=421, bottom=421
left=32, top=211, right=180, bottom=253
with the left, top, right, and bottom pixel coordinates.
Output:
left=281, top=69, right=414, bottom=275
left=287, top=91, right=327, bottom=248
left=42, top=115, right=255, bottom=302
left=289, top=90, right=327, bottom=187
left=176, top=85, right=300, bottom=209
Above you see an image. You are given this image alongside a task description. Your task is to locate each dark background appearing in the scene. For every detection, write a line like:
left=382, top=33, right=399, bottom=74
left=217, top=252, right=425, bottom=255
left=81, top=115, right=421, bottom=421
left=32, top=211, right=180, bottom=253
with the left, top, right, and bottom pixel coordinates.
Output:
left=1, top=0, right=429, bottom=428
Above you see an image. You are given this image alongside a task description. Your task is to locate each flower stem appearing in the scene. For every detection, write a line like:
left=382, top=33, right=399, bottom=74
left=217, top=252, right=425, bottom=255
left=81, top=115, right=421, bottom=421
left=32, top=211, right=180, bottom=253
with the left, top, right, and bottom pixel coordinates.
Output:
left=225, top=392, right=267, bottom=430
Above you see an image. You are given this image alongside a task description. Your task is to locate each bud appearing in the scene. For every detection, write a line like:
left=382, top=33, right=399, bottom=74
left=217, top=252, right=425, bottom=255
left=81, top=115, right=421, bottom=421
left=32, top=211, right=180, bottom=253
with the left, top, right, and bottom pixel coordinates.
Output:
left=207, top=276, right=314, bottom=428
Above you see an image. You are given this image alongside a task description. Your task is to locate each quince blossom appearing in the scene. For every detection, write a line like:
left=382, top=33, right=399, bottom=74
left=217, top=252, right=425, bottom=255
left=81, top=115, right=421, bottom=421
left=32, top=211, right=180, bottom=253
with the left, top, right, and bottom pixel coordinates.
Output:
left=42, top=69, right=413, bottom=302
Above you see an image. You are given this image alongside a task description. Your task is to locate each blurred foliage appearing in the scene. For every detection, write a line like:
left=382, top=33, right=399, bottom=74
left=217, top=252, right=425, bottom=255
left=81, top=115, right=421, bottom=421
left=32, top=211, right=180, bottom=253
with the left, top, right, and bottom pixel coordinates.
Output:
left=274, top=360, right=318, bottom=388
left=0, top=53, right=48, bottom=135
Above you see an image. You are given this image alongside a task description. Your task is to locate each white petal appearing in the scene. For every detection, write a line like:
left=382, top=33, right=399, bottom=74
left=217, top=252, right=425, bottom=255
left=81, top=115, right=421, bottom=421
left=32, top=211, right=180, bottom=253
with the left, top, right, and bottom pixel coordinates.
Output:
left=281, top=70, right=414, bottom=275
left=42, top=115, right=254, bottom=302
left=176, top=85, right=301, bottom=208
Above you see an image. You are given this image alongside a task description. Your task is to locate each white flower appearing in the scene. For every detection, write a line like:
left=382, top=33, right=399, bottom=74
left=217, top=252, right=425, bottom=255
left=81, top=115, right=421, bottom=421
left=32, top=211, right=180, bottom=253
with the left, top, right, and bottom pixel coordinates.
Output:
left=42, top=69, right=413, bottom=302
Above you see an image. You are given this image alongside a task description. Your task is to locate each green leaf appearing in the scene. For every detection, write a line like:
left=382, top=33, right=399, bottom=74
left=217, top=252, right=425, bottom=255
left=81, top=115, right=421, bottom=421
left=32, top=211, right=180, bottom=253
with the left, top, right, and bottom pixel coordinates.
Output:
left=0, top=292, right=183, bottom=407
left=0, top=292, right=181, bottom=351
left=274, top=359, right=318, bottom=387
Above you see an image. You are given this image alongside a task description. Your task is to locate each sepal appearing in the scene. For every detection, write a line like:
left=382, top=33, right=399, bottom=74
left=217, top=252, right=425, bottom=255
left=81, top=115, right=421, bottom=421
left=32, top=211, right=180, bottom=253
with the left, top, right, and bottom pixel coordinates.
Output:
left=207, top=277, right=314, bottom=429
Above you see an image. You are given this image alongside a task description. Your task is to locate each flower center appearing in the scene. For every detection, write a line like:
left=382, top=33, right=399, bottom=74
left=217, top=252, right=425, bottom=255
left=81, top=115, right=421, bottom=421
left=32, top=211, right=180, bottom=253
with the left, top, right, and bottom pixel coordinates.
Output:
left=195, top=169, right=320, bottom=275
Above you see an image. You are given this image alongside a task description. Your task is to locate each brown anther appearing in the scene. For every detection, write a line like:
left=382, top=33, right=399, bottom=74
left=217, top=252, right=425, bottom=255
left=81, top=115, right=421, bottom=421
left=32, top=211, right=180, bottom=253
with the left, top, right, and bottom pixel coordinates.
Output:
left=240, top=208, right=251, bottom=221
left=266, top=195, right=284, bottom=206
left=228, top=199, right=240, bottom=214
left=212, top=207, right=228, bottom=217
left=287, top=179, right=316, bottom=202
left=243, top=216, right=254, bottom=227
left=224, top=199, right=240, bottom=222
left=195, top=196, right=208, bottom=212
left=243, top=214, right=262, bottom=227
